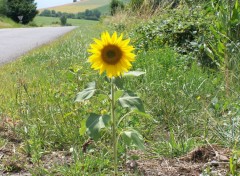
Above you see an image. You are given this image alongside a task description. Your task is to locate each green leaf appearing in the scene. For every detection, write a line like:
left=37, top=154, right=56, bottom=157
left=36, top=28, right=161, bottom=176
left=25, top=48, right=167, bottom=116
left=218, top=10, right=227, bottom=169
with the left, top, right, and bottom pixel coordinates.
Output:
left=75, top=82, right=96, bottom=102
left=119, top=91, right=145, bottom=112
left=86, top=113, right=110, bottom=140
left=123, top=71, right=146, bottom=77
left=204, top=44, right=214, bottom=60
left=79, top=118, right=87, bottom=136
left=231, top=0, right=239, bottom=24
left=105, top=76, right=124, bottom=89
left=114, top=77, right=123, bottom=89
left=121, top=129, right=145, bottom=150
left=109, top=90, right=124, bottom=102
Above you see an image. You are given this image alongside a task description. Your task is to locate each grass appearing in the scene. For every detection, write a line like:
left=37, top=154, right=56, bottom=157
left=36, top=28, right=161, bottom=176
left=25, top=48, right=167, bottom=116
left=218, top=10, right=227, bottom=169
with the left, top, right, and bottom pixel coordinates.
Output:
left=40, top=0, right=111, bottom=13
left=33, top=16, right=98, bottom=26
left=0, top=20, right=114, bottom=175
left=0, top=15, right=23, bottom=28
left=0, top=20, right=90, bottom=175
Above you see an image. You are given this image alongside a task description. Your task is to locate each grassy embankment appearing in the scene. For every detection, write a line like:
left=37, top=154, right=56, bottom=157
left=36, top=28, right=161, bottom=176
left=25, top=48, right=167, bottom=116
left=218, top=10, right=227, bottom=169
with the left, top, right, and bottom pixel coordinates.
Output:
left=0, top=15, right=22, bottom=28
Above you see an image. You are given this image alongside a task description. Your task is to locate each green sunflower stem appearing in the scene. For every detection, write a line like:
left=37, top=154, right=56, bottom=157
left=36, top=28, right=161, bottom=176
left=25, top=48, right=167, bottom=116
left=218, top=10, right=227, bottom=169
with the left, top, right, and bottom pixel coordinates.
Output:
left=111, top=78, right=118, bottom=175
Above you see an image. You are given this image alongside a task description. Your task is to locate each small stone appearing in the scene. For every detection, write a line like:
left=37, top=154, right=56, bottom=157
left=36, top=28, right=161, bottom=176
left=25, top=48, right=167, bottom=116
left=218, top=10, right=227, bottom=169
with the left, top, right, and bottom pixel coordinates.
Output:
left=211, top=160, right=219, bottom=167
left=218, top=155, right=229, bottom=162
left=126, top=160, right=137, bottom=169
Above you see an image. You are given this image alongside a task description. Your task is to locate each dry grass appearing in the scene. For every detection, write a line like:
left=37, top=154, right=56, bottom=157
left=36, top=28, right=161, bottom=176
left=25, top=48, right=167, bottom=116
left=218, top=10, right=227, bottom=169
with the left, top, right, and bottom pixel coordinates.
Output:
left=39, top=0, right=110, bottom=13
left=103, top=4, right=164, bottom=32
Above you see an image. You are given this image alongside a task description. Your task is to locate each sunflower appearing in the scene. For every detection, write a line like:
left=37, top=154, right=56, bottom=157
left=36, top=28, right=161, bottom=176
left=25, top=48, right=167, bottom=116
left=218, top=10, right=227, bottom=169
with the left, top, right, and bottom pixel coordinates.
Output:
left=88, top=31, right=135, bottom=78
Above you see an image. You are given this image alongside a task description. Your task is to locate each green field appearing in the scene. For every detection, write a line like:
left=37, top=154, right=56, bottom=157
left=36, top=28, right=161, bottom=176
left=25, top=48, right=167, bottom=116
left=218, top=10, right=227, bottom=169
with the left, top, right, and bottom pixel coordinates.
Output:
left=33, top=16, right=98, bottom=26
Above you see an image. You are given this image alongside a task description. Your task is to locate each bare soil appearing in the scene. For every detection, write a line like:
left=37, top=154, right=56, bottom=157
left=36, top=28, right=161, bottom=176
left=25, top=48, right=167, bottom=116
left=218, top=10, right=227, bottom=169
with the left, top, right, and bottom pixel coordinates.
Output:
left=0, top=118, right=233, bottom=175
left=127, top=145, right=231, bottom=176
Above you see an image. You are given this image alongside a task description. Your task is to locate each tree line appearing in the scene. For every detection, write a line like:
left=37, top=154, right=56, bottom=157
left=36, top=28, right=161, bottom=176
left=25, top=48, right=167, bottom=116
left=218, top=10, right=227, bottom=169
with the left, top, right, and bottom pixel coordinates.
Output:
left=39, top=9, right=101, bottom=21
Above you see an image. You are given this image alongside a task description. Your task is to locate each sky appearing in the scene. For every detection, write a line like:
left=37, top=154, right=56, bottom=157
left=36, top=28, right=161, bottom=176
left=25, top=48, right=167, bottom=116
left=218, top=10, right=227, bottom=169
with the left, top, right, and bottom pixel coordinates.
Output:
left=35, top=0, right=76, bottom=9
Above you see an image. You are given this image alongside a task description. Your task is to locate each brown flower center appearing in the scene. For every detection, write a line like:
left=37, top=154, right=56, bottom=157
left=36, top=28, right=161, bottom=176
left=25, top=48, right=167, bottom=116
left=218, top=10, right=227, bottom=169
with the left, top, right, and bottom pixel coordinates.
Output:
left=102, top=45, right=122, bottom=65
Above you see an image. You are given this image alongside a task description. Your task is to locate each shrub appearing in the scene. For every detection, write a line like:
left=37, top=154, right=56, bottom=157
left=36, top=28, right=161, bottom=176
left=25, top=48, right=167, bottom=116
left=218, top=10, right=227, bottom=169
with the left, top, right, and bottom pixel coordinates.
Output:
left=129, top=6, right=214, bottom=67
left=60, top=15, right=67, bottom=26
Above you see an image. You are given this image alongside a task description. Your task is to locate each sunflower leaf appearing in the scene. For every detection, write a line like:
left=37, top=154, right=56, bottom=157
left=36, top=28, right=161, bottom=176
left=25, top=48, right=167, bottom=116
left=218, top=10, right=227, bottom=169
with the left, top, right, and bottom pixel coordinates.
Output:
left=109, top=90, right=124, bottom=102
left=123, top=71, right=146, bottom=77
left=75, top=82, right=96, bottom=102
left=114, top=77, right=123, bottom=89
left=121, top=129, right=145, bottom=150
left=86, top=113, right=111, bottom=140
left=118, top=91, right=145, bottom=112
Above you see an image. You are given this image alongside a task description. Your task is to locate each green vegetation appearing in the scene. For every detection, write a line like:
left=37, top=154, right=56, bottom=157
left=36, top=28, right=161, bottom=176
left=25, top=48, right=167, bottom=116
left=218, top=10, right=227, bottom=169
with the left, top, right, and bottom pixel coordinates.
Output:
left=0, top=0, right=240, bottom=175
left=39, top=9, right=101, bottom=21
left=33, top=16, right=98, bottom=26
left=5, top=0, right=38, bottom=24
left=0, top=0, right=6, bottom=15
left=60, top=15, right=67, bottom=26
left=110, top=0, right=124, bottom=15
left=0, top=15, right=23, bottom=28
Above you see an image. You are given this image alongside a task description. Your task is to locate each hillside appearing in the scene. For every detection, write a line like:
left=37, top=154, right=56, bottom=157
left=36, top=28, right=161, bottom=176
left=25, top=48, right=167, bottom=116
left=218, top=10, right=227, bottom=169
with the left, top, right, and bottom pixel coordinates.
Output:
left=40, top=0, right=111, bottom=13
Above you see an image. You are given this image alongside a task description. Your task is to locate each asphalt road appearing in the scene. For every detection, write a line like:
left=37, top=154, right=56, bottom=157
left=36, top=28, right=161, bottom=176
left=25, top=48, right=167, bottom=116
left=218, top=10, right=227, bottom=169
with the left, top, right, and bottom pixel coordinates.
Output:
left=0, top=26, right=76, bottom=65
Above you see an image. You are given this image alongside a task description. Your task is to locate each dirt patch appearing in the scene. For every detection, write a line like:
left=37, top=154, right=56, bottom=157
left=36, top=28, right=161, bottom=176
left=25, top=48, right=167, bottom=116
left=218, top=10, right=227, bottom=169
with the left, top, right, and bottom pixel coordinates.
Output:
left=0, top=118, right=73, bottom=176
left=0, top=117, right=234, bottom=175
left=127, top=145, right=231, bottom=175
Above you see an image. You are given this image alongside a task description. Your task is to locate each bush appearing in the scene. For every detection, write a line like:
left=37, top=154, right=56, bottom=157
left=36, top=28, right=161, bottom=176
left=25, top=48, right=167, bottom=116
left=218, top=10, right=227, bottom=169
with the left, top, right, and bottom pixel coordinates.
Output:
left=129, top=6, right=214, bottom=67
left=60, top=15, right=67, bottom=26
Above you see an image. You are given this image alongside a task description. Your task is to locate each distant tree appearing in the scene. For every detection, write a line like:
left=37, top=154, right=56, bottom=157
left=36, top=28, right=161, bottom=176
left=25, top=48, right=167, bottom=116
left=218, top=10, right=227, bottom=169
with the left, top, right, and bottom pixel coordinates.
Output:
left=85, top=9, right=92, bottom=16
left=110, top=0, right=124, bottom=15
left=51, top=10, right=56, bottom=17
left=56, top=11, right=62, bottom=17
left=93, top=9, right=101, bottom=19
left=60, top=15, right=67, bottom=26
left=73, top=0, right=77, bottom=2
left=39, top=9, right=101, bottom=21
left=6, top=0, right=38, bottom=24
left=39, top=9, right=51, bottom=16
left=76, top=12, right=84, bottom=19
